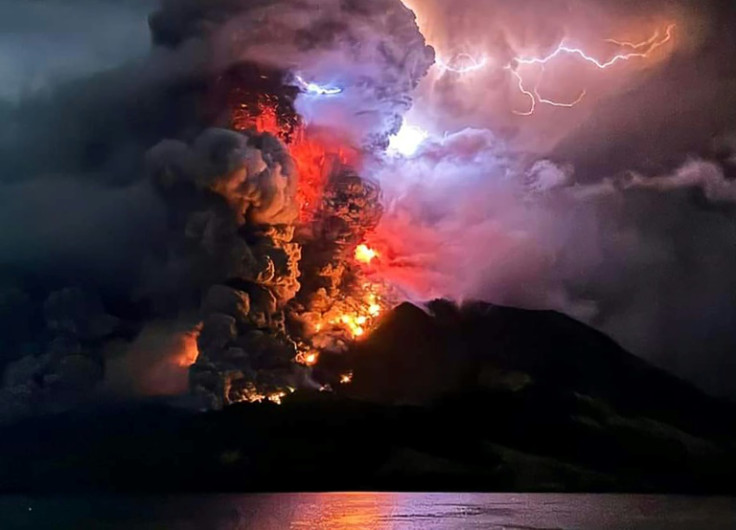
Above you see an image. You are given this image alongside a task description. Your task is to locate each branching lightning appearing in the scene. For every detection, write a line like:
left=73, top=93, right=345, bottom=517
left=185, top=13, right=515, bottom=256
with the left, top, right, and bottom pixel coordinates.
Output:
left=430, top=24, right=675, bottom=116
left=514, top=24, right=676, bottom=70
left=506, top=65, right=587, bottom=116
left=508, top=24, right=676, bottom=115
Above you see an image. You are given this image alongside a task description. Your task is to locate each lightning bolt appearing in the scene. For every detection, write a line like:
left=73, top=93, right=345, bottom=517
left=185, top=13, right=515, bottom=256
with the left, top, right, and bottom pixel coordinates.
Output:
left=294, top=75, right=343, bottom=96
left=506, top=66, right=587, bottom=116
left=509, top=24, right=676, bottom=115
left=514, top=24, right=676, bottom=70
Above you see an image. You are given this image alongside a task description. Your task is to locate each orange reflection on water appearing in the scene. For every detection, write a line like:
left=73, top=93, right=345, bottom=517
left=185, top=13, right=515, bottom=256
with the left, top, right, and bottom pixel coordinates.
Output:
left=235, top=492, right=399, bottom=530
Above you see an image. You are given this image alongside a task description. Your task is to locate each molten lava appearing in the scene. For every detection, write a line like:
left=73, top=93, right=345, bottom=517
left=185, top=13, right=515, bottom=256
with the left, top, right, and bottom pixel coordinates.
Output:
left=225, top=73, right=394, bottom=402
left=296, top=349, right=320, bottom=367
left=355, top=244, right=379, bottom=265
left=327, top=289, right=385, bottom=340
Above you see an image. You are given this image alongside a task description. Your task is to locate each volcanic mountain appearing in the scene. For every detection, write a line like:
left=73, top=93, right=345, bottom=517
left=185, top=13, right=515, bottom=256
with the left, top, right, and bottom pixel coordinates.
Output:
left=2, top=301, right=735, bottom=494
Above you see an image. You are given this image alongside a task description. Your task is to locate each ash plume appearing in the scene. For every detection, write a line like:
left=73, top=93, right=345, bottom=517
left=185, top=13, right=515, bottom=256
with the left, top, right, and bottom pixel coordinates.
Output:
left=0, top=0, right=432, bottom=420
left=150, top=0, right=434, bottom=148
left=1, top=0, right=736, bottom=423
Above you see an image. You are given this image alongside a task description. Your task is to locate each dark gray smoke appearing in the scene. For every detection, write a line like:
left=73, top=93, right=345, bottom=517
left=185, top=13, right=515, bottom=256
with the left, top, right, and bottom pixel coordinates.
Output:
left=0, top=0, right=431, bottom=420
left=2, top=0, right=735, bottom=422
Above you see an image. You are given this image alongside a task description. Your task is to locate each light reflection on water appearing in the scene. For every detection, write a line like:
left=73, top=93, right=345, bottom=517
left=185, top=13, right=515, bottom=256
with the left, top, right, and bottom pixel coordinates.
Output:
left=3, top=493, right=736, bottom=529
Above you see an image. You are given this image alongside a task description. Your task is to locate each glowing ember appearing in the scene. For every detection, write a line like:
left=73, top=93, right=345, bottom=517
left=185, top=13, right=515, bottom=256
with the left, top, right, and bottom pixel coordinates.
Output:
left=327, top=290, right=385, bottom=340
left=237, top=388, right=293, bottom=405
left=267, top=392, right=288, bottom=405
left=340, top=372, right=354, bottom=384
left=241, top=389, right=266, bottom=403
left=335, top=314, right=366, bottom=338
left=296, top=349, right=320, bottom=367
left=355, top=244, right=379, bottom=264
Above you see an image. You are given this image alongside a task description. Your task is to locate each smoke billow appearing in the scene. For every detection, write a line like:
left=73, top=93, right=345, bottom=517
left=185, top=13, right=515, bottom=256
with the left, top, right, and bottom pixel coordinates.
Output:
left=105, top=321, right=202, bottom=397
left=1, top=0, right=736, bottom=421
left=0, top=0, right=431, bottom=420
left=150, top=0, right=434, bottom=148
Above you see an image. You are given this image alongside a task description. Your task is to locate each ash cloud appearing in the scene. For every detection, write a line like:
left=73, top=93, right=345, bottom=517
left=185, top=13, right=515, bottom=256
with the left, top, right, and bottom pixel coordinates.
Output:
left=0, top=0, right=151, bottom=102
left=353, top=0, right=736, bottom=397
left=0, top=0, right=432, bottom=420
left=105, top=321, right=202, bottom=397
left=1, top=0, right=735, bottom=421
left=405, top=0, right=733, bottom=164
left=370, top=128, right=736, bottom=396
left=150, top=0, right=434, bottom=148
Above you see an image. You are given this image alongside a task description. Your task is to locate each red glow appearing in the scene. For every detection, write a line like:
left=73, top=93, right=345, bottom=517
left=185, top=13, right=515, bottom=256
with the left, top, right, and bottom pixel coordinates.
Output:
left=234, top=99, right=359, bottom=223
left=355, top=244, right=379, bottom=265
left=289, top=129, right=359, bottom=223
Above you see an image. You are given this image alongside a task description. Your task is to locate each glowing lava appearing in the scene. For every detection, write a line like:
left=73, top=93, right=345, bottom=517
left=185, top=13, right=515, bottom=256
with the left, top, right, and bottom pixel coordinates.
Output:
left=296, top=350, right=319, bottom=367
left=328, top=290, right=385, bottom=339
left=355, top=244, right=379, bottom=265
left=234, top=98, right=358, bottom=223
left=306, top=288, right=386, bottom=342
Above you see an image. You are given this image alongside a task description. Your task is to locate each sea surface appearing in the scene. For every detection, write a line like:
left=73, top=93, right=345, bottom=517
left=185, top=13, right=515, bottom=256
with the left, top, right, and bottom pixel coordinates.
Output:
left=1, top=493, right=734, bottom=529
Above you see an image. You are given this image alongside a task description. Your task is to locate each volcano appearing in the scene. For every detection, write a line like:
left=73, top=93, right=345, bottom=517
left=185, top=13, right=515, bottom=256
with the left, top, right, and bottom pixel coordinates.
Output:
left=2, top=302, right=735, bottom=494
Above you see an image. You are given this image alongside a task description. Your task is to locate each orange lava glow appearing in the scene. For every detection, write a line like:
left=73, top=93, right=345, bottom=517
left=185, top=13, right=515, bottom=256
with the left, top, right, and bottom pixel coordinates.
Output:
left=327, top=289, right=385, bottom=340
left=296, top=349, right=320, bottom=367
left=234, top=99, right=359, bottom=223
left=176, top=325, right=202, bottom=368
left=267, top=391, right=288, bottom=405
left=289, top=130, right=358, bottom=222
left=355, top=244, right=379, bottom=265
left=240, top=388, right=293, bottom=405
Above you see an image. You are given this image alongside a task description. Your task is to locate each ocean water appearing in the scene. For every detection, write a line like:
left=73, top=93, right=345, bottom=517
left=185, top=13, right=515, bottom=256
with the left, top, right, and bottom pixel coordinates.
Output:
left=2, top=493, right=735, bottom=529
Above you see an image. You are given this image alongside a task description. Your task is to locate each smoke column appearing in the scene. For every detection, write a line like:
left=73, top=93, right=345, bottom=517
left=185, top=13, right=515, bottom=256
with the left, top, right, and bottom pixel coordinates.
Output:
left=1, top=0, right=736, bottom=422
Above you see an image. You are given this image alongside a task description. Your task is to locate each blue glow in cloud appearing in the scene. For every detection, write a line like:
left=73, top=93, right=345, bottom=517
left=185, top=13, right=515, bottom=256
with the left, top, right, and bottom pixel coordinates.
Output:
left=294, top=75, right=343, bottom=96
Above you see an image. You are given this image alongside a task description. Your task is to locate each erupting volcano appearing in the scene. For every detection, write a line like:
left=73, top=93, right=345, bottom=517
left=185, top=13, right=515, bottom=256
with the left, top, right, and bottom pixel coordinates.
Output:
left=4, top=0, right=736, bottom=428
left=140, top=0, right=434, bottom=408
left=7, top=0, right=736, bottom=505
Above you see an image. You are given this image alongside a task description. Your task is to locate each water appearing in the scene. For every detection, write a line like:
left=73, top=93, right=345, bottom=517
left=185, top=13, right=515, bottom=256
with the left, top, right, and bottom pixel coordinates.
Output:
left=2, top=493, right=735, bottom=529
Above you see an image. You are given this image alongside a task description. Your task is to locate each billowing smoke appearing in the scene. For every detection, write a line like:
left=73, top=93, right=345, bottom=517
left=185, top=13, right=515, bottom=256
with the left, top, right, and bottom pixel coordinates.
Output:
left=105, top=321, right=202, bottom=397
left=0, top=0, right=431, bottom=420
left=150, top=0, right=434, bottom=148
left=1, top=0, right=736, bottom=422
